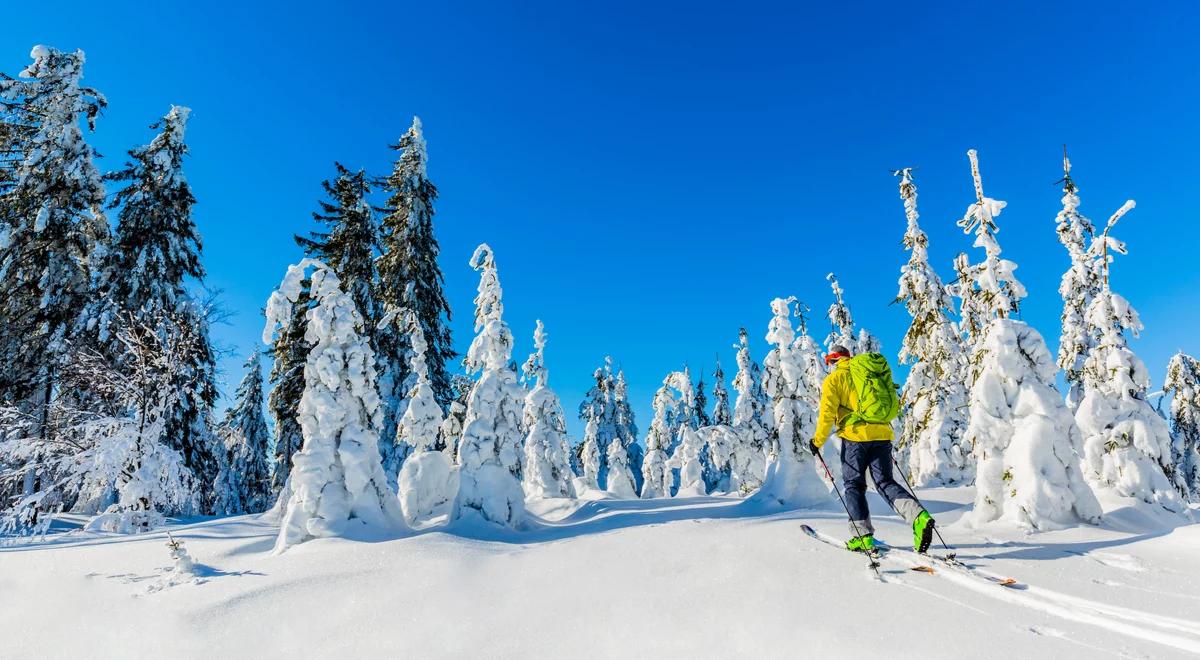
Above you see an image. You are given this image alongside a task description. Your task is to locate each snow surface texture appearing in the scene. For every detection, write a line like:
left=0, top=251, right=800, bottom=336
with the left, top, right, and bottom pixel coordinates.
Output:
left=262, top=260, right=405, bottom=552
left=5, top=488, right=1200, bottom=659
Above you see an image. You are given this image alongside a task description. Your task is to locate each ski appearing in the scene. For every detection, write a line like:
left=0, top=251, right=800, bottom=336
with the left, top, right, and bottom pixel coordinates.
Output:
left=799, top=524, right=886, bottom=580
left=929, top=554, right=1018, bottom=587
left=879, top=542, right=1021, bottom=588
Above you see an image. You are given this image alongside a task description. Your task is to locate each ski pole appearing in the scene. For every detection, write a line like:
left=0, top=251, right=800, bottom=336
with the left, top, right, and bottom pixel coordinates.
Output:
left=891, top=455, right=955, bottom=558
left=812, top=448, right=881, bottom=576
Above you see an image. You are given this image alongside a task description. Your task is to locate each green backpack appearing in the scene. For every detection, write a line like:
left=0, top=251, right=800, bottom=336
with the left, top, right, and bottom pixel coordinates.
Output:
left=844, top=353, right=900, bottom=426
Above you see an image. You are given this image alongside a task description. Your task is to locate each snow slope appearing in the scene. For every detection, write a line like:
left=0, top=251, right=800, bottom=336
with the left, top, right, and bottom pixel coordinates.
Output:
left=2, top=488, right=1198, bottom=659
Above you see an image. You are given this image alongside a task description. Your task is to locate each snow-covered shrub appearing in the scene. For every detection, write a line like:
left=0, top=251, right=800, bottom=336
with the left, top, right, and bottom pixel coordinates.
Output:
left=263, top=259, right=404, bottom=552
left=893, top=168, right=971, bottom=486
left=452, top=245, right=526, bottom=527
left=0, top=315, right=204, bottom=535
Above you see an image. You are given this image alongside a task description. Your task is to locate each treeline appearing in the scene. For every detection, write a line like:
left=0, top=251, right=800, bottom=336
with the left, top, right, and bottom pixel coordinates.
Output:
left=0, top=46, right=454, bottom=534
left=2, top=45, right=1198, bottom=545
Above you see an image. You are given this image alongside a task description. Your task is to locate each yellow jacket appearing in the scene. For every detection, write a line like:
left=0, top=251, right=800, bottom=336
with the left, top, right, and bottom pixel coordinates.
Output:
left=812, top=358, right=894, bottom=448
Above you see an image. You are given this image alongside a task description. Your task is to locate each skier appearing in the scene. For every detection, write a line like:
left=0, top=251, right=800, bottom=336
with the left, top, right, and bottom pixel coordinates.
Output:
left=809, top=345, right=935, bottom=553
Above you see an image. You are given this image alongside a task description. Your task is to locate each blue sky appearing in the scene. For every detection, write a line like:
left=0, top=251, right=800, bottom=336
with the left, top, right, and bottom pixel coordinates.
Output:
left=4, top=1, right=1199, bottom=436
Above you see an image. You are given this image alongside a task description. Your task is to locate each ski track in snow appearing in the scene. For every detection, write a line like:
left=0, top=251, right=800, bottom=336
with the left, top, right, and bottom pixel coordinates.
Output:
left=2, top=488, right=1198, bottom=659
left=800, top=504, right=1200, bottom=657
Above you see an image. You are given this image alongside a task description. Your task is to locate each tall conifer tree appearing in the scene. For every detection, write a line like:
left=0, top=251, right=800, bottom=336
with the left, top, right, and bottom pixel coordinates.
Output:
left=214, top=352, right=272, bottom=514
left=378, top=116, right=456, bottom=418
left=96, top=106, right=219, bottom=502
left=0, top=46, right=108, bottom=437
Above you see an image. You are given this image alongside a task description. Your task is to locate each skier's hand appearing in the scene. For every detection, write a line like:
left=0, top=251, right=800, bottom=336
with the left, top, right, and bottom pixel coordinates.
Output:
left=808, top=439, right=820, bottom=456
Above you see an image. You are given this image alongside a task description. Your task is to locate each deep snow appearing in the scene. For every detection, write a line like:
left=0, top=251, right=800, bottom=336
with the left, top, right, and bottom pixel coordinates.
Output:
left=2, top=487, right=1198, bottom=659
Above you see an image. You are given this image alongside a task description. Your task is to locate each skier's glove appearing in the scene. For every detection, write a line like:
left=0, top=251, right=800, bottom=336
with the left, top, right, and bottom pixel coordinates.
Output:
left=808, top=439, right=820, bottom=456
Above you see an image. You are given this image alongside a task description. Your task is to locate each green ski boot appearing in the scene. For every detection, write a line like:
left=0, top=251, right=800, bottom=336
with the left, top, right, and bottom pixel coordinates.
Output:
left=913, top=511, right=935, bottom=553
left=846, top=534, right=877, bottom=553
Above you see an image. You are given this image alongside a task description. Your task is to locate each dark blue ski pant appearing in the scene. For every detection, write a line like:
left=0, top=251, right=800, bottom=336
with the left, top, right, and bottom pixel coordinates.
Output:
left=841, top=440, right=923, bottom=537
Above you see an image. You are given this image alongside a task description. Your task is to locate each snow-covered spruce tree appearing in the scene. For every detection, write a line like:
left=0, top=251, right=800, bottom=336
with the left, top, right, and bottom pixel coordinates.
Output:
left=680, top=366, right=719, bottom=489
left=579, top=418, right=603, bottom=491
left=957, top=150, right=1101, bottom=529
left=577, top=362, right=619, bottom=489
left=730, top=328, right=771, bottom=493
left=670, top=367, right=696, bottom=458
left=0, top=46, right=108, bottom=441
left=948, top=252, right=988, bottom=362
left=605, top=430, right=637, bottom=498
left=668, top=425, right=708, bottom=497
left=396, top=310, right=457, bottom=525
left=452, top=244, right=526, bottom=527
left=752, top=298, right=829, bottom=508
left=824, top=273, right=879, bottom=354
left=1165, top=353, right=1200, bottom=498
left=263, top=260, right=404, bottom=552
left=612, top=369, right=643, bottom=492
left=377, top=116, right=456, bottom=417
left=267, top=281, right=310, bottom=501
left=213, top=352, right=272, bottom=515
left=641, top=374, right=682, bottom=498
left=520, top=321, right=574, bottom=499
left=1053, top=153, right=1102, bottom=411
left=693, top=376, right=712, bottom=427
left=711, top=360, right=733, bottom=427
left=893, top=167, right=971, bottom=486
left=1, top=315, right=201, bottom=534
left=1075, top=203, right=1184, bottom=512
left=97, top=105, right=219, bottom=508
left=93, top=106, right=202, bottom=340
left=792, top=308, right=838, bottom=485
left=702, top=359, right=736, bottom=492
left=438, top=375, right=472, bottom=456
left=295, top=164, right=378, bottom=331
left=295, top=164, right=399, bottom=483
